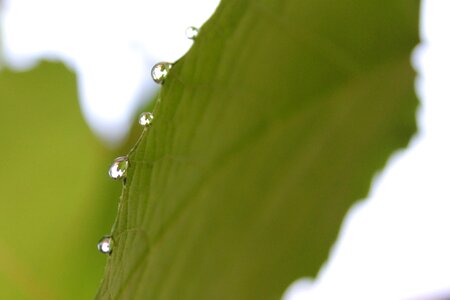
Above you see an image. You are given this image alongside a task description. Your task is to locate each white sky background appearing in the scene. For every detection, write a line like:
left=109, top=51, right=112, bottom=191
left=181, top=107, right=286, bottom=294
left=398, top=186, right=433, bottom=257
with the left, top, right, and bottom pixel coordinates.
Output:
left=1, top=1, right=449, bottom=299
left=0, top=0, right=222, bottom=145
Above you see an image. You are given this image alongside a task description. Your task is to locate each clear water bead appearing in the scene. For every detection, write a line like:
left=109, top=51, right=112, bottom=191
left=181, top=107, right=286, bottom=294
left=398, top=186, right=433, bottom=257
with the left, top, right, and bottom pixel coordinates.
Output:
left=108, top=156, right=129, bottom=180
left=139, top=112, right=154, bottom=127
left=185, top=26, right=199, bottom=40
left=97, top=235, right=114, bottom=255
left=151, top=62, right=172, bottom=84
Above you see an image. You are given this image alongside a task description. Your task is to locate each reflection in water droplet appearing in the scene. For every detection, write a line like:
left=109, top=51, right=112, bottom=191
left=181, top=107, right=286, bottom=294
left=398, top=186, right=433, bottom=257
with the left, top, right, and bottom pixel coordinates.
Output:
left=151, top=62, right=172, bottom=84
left=139, top=112, right=154, bottom=127
left=185, top=26, right=199, bottom=40
left=108, top=156, right=129, bottom=180
left=97, top=235, right=114, bottom=255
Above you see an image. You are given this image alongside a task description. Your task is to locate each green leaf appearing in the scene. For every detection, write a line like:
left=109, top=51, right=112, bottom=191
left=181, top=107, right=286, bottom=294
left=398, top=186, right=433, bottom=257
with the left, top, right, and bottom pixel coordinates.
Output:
left=0, top=62, right=121, bottom=300
left=97, top=0, right=419, bottom=299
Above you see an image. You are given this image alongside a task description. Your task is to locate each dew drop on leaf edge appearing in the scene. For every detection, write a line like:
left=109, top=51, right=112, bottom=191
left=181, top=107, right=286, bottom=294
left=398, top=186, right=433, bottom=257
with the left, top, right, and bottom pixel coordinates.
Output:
left=185, top=26, right=199, bottom=40
left=97, top=235, right=114, bottom=255
left=151, top=62, right=172, bottom=84
left=108, top=156, right=129, bottom=180
left=139, top=112, right=154, bottom=127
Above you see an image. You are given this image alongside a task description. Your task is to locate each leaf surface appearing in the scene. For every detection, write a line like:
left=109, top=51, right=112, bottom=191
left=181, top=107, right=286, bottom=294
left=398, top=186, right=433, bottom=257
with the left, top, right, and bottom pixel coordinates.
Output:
left=97, top=0, right=419, bottom=299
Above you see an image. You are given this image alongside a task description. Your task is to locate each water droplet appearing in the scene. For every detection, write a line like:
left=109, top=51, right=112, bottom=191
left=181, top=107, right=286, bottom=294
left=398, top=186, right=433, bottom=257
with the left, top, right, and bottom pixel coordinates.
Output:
left=151, top=62, right=172, bottom=84
left=108, top=156, right=129, bottom=180
left=139, top=112, right=154, bottom=127
left=97, top=235, right=114, bottom=255
left=185, top=26, right=199, bottom=40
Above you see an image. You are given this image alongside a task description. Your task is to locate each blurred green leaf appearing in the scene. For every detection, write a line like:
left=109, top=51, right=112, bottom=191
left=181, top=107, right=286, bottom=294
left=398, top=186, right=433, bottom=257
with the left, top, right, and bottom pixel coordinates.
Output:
left=95, top=0, right=419, bottom=299
left=0, top=62, right=121, bottom=300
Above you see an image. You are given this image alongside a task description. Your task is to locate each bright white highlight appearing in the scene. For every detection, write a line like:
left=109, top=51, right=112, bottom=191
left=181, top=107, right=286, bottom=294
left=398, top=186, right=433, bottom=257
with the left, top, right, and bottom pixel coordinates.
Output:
left=0, top=0, right=220, bottom=145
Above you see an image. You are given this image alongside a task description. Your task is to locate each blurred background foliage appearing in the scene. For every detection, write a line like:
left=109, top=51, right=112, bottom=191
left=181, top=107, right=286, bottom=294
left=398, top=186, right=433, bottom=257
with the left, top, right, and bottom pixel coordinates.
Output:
left=0, top=62, right=125, bottom=299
